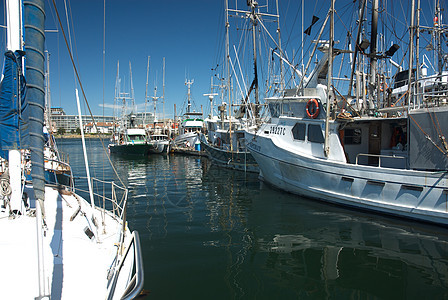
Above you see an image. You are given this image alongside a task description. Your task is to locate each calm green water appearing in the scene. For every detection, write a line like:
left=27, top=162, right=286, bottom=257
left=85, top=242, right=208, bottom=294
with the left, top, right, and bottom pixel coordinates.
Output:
left=57, top=138, right=448, bottom=299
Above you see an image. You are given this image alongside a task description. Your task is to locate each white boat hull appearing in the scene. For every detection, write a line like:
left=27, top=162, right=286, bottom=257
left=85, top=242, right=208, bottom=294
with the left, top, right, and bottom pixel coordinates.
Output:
left=246, top=131, right=448, bottom=226
left=150, top=140, right=170, bottom=154
left=174, top=132, right=199, bottom=148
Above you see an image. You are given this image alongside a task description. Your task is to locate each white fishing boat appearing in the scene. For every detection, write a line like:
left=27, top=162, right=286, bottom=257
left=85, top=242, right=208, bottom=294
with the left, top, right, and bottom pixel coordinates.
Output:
left=146, top=58, right=171, bottom=155
left=246, top=0, right=448, bottom=226
left=201, top=103, right=258, bottom=172
left=149, top=134, right=171, bottom=154
left=199, top=1, right=284, bottom=172
left=0, top=1, right=143, bottom=298
left=174, top=79, right=204, bottom=149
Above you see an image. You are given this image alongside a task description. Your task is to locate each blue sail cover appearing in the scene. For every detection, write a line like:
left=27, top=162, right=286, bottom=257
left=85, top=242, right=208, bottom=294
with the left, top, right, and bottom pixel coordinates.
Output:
left=0, top=50, right=28, bottom=159
left=24, top=0, right=46, bottom=203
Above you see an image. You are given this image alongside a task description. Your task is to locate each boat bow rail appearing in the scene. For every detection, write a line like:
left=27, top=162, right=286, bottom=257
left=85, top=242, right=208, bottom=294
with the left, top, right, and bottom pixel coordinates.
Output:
left=107, top=230, right=144, bottom=300
left=74, top=175, right=144, bottom=299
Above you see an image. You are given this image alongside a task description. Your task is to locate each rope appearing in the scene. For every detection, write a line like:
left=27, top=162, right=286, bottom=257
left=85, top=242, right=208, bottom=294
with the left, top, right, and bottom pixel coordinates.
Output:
left=392, top=90, right=408, bottom=107
left=0, top=170, right=11, bottom=197
left=0, top=178, right=11, bottom=197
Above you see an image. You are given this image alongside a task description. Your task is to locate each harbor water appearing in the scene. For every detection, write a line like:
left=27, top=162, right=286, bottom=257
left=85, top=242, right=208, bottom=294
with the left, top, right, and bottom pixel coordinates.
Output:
left=58, top=138, right=448, bottom=299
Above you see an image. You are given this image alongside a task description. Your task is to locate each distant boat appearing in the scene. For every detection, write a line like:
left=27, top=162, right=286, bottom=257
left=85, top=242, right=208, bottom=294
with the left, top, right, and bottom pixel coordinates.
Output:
left=109, top=122, right=152, bottom=156
left=145, top=57, right=171, bottom=154
left=201, top=100, right=258, bottom=172
left=149, top=134, right=171, bottom=154
left=245, top=0, right=448, bottom=226
left=0, top=1, right=143, bottom=298
left=173, top=79, right=204, bottom=149
left=199, top=1, right=270, bottom=173
left=108, top=61, right=152, bottom=156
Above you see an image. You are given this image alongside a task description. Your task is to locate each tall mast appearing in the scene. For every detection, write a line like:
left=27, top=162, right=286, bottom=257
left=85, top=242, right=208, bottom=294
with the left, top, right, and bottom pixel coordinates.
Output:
left=275, top=0, right=283, bottom=91
left=249, top=0, right=259, bottom=118
left=129, top=61, right=135, bottom=113
left=185, top=79, right=194, bottom=113
left=225, top=0, right=230, bottom=112
left=152, top=87, right=159, bottom=133
left=225, top=0, right=232, bottom=151
left=435, top=1, right=443, bottom=77
left=347, top=0, right=366, bottom=97
left=162, top=57, right=166, bottom=134
left=369, top=0, right=379, bottom=107
left=324, top=0, right=334, bottom=157
left=415, top=0, right=421, bottom=106
left=407, top=0, right=416, bottom=106
left=301, top=0, right=304, bottom=83
left=144, top=56, right=150, bottom=126
left=45, top=50, right=52, bottom=135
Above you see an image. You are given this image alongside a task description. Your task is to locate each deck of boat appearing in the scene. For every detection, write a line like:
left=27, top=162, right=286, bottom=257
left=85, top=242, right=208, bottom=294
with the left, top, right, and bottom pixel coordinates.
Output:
left=0, top=185, right=134, bottom=299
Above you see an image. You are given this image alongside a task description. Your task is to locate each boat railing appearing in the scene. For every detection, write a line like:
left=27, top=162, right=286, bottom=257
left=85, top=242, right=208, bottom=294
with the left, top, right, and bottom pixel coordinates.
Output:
left=409, top=74, right=448, bottom=108
left=106, top=230, right=144, bottom=300
left=355, top=153, right=407, bottom=168
left=75, top=176, right=128, bottom=223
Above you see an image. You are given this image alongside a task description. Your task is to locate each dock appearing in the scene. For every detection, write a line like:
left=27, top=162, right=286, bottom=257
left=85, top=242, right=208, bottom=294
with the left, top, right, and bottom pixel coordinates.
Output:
left=171, top=146, right=207, bottom=157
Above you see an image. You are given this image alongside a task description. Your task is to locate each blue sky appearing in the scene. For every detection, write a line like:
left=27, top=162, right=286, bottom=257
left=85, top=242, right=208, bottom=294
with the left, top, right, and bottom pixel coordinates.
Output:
left=1, top=0, right=445, bottom=119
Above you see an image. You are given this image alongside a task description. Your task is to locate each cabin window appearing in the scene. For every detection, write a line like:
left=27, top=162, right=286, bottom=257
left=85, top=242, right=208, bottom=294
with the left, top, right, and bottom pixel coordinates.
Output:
left=344, top=128, right=362, bottom=144
left=269, top=103, right=280, bottom=118
left=292, top=123, right=306, bottom=141
left=308, top=124, right=324, bottom=143
left=282, top=103, right=290, bottom=115
left=289, top=102, right=301, bottom=116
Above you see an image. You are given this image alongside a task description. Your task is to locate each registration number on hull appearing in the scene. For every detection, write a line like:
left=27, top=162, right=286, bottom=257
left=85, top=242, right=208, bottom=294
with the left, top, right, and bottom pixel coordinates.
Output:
left=269, top=126, right=286, bottom=135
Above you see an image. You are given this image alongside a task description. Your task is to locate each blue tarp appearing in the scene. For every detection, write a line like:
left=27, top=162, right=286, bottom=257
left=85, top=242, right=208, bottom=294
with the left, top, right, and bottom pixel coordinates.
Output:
left=0, top=50, right=28, bottom=159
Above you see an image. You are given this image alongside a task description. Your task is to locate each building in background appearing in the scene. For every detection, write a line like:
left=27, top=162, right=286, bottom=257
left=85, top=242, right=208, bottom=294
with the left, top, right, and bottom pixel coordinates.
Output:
left=48, top=107, right=156, bottom=134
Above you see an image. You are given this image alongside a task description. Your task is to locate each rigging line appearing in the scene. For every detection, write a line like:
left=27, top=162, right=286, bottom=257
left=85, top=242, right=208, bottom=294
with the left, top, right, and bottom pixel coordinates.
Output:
left=409, top=113, right=447, bottom=156
left=51, top=0, right=125, bottom=187
left=426, top=104, right=444, bottom=143
left=63, top=0, right=77, bottom=89
left=102, top=0, right=106, bottom=198
left=282, top=0, right=299, bottom=51
left=392, top=90, right=409, bottom=107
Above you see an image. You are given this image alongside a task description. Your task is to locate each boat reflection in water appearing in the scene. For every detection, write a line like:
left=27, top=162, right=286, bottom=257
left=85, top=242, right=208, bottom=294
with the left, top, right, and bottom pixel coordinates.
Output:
left=201, top=165, right=448, bottom=299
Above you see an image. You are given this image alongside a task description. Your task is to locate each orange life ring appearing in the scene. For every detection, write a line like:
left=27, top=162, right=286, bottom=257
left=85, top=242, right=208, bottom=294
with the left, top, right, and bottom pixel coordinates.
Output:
left=306, top=98, right=320, bottom=119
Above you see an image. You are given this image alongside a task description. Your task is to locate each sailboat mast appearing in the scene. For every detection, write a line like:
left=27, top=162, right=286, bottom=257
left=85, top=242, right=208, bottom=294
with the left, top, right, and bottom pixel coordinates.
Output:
left=45, top=50, right=53, bottom=135
left=5, top=0, right=23, bottom=214
left=324, top=0, right=334, bottom=157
